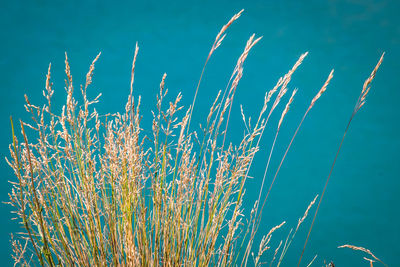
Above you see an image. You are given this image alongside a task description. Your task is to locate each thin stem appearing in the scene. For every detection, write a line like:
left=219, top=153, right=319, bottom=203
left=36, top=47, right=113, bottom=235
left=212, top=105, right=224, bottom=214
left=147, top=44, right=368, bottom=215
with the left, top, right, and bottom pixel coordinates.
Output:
left=298, top=115, right=353, bottom=267
left=259, top=108, right=310, bottom=224
left=243, top=127, right=280, bottom=264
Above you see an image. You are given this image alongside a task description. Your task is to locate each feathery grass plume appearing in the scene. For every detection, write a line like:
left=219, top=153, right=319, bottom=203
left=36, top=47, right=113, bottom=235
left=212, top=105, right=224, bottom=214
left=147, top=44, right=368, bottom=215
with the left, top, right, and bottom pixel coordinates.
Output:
left=298, top=53, right=384, bottom=267
left=269, top=240, right=283, bottom=267
left=126, top=42, right=139, bottom=114
left=188, top=9, right=244, bottom=133
left=255, top=88, right=298, bottom=224
left=43, top=63, right=53, bottom=110
left=222, top=33, right=263, bottom=149
left=241, top=53, right=311, bottom=265
left=296, top=195, right=318, bottom=232
left=310, top=70, right=334, bottom=108
left=242, top=52, right=309, bottom=195
left=242, top=88, right=297, bottom=265
left=10, top=234, right=29, bottom=266
left=276, top=195, right=318, bottom=267
left=278, top=89, right=297, bottom=129
left=338, top=244, right=387, bottom=267
left=85, top=52, right=101, bottom=90
left=7, top=10, right=385, bottom=267
left=260, top=70, right=334, bottom=213
left=252, top=221, right=285, bottom=267
left=242, top=68, right=332, bottom=266
left=356, top=53, right=385, bottom=112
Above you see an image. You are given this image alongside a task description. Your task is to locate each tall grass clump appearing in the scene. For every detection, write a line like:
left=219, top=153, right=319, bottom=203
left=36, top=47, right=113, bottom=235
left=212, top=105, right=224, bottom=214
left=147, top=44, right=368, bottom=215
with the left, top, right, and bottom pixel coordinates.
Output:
left=7, top=10, right=384, bottom=266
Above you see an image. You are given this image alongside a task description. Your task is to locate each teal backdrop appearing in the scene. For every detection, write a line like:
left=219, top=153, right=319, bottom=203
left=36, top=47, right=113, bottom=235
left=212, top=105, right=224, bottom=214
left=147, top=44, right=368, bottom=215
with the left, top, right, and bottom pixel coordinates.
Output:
left=0, top=0, right=399, bottom=266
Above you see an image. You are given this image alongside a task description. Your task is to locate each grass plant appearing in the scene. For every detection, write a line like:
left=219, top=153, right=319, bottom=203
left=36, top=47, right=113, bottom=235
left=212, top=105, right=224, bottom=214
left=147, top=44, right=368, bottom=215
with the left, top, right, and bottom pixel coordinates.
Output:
left=7, top=10, right=385, bottom=266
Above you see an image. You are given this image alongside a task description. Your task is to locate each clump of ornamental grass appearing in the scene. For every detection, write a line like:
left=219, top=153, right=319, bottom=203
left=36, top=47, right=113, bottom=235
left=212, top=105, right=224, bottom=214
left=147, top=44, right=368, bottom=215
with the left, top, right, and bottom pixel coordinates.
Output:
left=7, top=10, right=385, bottom=267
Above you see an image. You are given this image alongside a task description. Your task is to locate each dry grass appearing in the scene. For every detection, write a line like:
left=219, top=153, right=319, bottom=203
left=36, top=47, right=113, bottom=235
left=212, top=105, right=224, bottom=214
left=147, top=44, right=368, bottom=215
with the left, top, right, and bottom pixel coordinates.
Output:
left=6, top=10, right=385, bottom=267
left=338, top=245, right=387, bottom=267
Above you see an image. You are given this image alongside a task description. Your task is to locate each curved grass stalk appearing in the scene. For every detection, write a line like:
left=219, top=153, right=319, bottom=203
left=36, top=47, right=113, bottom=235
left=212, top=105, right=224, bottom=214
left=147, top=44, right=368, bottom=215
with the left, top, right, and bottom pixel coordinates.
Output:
left=186, top=9, right=244, bottom=135
left=298, top=53, right=384, bottom=267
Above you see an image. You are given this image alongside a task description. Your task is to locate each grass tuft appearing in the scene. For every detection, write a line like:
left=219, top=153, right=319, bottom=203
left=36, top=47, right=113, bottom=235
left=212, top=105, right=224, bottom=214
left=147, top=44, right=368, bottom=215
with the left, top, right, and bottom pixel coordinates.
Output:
left=7, top=11, right=384, bottom=267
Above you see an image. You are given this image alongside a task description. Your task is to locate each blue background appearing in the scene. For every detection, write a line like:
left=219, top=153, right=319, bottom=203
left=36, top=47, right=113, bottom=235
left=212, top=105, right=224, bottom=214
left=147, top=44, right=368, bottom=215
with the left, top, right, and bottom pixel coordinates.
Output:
left=1, top=0, right=399, bottom=266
